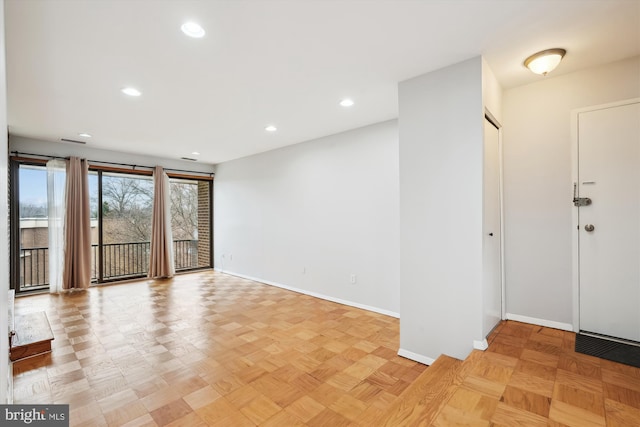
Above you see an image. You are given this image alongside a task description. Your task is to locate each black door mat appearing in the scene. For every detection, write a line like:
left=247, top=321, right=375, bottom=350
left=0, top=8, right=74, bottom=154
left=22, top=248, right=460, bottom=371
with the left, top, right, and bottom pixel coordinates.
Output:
left=575, top=333, right=640, bottom=368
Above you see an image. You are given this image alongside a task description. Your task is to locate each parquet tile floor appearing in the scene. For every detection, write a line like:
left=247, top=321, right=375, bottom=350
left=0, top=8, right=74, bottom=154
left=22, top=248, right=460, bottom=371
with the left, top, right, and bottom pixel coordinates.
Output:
left=13, top=271, right=424, bottom=426
left=12, top=270, right=640, bottom=426
left=432, top=321, right=640, bottom=427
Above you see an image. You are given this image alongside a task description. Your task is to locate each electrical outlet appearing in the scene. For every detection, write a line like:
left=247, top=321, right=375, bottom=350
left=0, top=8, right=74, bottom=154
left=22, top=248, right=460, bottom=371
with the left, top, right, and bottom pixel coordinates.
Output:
left=350, top=274, right=357, bottom=284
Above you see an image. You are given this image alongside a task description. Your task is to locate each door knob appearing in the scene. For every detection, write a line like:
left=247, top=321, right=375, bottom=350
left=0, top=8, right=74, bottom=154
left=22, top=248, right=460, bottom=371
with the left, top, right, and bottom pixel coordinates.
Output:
left=585, top=224, right=595, bottom=232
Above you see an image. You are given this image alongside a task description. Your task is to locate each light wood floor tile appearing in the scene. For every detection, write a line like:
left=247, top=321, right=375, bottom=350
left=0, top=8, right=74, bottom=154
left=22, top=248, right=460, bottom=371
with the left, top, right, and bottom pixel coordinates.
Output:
left=605, top=398, right=640, bottom=427
left=182, top=385, right=222, bottom=410
left=307, top=407, right=351, bottom=427
left=462, top=375, right=507, bottom=399
left=239, top=394, right=282, bottom=425
left=491, top=401, right=548, bottom=427
left=149, top=399, right=193, bottom=427
left=553, top=382, right=605, bottom=416
left=556, top=368, right=604, bottom=395
left=432, top=405, right=492, bottom=427
left=549, top=399, right=606, bottom=427
left=163, top=412, right=207, bottom=427
left=604, top=382, right=640, bottom=410
left=120, top=413, right=158, bottom=427
left=501, top=385, right=551, bottom=417
left=140, top=387, right=182, bottom=412
left=285, top=395, right=326, bottom=422
left=260, top=410, right=307, bottom=427
left=444, top=387, right=497, bottom=420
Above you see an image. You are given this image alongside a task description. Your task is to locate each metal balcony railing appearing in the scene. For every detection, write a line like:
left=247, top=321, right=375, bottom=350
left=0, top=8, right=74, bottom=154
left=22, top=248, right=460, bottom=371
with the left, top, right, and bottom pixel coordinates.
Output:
left=19, top=239, right=200, bottom=290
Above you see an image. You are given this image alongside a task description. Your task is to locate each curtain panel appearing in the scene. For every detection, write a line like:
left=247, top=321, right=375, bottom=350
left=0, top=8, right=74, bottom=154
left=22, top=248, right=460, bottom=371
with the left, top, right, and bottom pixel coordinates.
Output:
left=46, top=159, right=66, bottom=294
left=148, top=166, right=175, bottom=278
left=62, top=157, right=92, bottom=290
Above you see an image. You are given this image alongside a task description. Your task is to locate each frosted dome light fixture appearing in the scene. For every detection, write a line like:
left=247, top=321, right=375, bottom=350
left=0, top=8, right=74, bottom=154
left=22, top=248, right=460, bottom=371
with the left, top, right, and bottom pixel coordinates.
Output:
left=524, top=48, right=566, bottom=75
left=181, top=22, right=205, bottom=38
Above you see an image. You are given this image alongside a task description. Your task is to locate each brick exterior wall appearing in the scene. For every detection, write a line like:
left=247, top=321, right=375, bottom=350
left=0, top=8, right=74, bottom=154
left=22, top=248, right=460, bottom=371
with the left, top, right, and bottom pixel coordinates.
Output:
left=197, top=181, right=211, bottom=267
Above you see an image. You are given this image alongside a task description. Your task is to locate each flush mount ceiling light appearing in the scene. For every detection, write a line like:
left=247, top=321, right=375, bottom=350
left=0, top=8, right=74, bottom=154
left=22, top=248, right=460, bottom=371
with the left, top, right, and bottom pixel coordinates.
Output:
left=181, top=22, right=205, bottom=38
left=265, top=125, right=277, bottom=132
left=339, top=98, right=355, bottom=107
left=524, top=48, right=566, bottom=75
left=191, top=151, right=200, bottom=156
left=78, top=133, right=92, bottom=138
left=121, top=87, right=142, bottom=97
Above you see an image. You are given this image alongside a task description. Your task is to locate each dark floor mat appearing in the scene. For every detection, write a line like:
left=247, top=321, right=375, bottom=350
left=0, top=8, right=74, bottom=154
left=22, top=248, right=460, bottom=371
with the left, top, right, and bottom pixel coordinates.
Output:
left=575, top=333, right=640, bottom=368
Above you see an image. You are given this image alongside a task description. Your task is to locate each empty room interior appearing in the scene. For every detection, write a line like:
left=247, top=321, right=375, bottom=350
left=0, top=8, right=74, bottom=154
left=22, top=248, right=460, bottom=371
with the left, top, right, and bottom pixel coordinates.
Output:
left=1, top=0, right=640, bottom=426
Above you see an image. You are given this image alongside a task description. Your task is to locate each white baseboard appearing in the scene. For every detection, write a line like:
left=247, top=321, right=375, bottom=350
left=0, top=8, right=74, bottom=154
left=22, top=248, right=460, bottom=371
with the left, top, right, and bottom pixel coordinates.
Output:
left=214, top=269, right=400, bottom=318
left=397, top=348, right=436, bottom=366
left=505, top=313, right=574, bottom=332
left=473, top=339, right=488, bottom=350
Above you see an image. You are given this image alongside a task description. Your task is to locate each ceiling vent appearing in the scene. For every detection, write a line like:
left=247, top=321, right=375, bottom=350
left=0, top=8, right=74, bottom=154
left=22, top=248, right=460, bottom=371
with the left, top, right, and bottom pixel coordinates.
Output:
left=180, top=157, right=197, bottom=161
left=60, top=138, right=87, bottom=144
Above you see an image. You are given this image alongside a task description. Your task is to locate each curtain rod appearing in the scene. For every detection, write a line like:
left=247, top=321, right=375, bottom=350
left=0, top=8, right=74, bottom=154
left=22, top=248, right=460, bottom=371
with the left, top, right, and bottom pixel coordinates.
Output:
left=10, top=151, right=215, bottom=177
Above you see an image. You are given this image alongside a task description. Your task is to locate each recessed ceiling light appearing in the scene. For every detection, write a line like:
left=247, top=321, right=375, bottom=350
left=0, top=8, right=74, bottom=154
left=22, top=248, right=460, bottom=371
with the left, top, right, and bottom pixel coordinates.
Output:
left=191, top=151, right=200, bottom=156
left=121, top=87, right=142, bottom=97
left=339, top=98, right=355, bottom=107
left=265, top=125, right=277, bottom=132
left=181, top=22, right=205, bottom=38
left=78, top=133, right=92, bottom=138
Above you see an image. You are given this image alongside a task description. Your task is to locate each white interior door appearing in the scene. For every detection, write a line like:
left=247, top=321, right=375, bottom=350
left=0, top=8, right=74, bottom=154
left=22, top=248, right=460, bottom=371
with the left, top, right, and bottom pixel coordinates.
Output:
left=483, top=117, right=502, bottom=337
left=578, top=101, right=640, bottom=342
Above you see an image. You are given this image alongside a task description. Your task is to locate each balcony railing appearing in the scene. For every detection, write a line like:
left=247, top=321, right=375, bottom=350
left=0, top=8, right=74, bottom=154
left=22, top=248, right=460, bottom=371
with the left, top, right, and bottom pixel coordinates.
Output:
left=19, top=239, right=200, bottom=291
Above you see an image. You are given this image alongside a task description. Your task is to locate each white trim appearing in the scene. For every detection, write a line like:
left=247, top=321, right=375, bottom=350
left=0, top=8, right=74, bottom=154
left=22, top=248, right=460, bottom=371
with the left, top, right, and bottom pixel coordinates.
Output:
left=572, top=98, right=640, bottom=115
left=505, top=313, right=573, bottom=332
left=397, top=348, right=436, bottom=366
left=498, top=121, right=506, bottom=320
left=473, top=339, right=488, bottom=351
left=570, top=108, right=580, bottom=333
left=570, top=98, right=640, bottom=334
left=214, top=268, right=400, bottom=318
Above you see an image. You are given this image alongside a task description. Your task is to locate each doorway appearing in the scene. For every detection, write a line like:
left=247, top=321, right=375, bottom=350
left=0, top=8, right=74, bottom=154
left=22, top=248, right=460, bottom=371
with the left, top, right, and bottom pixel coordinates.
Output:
left=483, top=114, right=503, bottom=338
left=575, top=99, right=640, bottom=342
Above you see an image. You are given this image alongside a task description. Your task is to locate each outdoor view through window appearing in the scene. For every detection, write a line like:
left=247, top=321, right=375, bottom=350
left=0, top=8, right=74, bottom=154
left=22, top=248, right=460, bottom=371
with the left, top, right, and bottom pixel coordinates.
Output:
left=16, top=164, right=211, bottom=292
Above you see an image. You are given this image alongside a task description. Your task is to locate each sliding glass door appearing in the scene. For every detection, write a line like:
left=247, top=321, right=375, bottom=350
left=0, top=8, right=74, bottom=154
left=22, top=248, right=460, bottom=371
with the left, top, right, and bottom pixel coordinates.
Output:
left=11, top=160, right=213, bottom=293
left=15, top=164, right=50, bottom=292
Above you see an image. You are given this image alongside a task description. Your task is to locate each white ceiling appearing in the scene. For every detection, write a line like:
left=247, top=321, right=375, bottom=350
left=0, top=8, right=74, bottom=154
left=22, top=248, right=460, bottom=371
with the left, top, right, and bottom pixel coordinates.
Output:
left=5, top=0, right=640, bottom=165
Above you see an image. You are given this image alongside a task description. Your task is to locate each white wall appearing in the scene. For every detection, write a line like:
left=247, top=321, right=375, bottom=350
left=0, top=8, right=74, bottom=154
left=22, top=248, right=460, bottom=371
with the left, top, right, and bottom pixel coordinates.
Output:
left=9, top=135, right=215, bottom=175
left=0, top=0, right=10, bottom=404
left=482, top=58, right=503, bottom=124
left=503, top=56, right=640, bottom=326
left=214, top=120, right=400, bottom=315
left=398, top=57, right=485, bottom=362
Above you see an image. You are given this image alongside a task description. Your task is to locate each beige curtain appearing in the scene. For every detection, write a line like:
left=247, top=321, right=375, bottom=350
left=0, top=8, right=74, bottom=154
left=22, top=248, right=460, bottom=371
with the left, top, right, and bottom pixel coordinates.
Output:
left=149, top=166, right=175, bottom=278
left=62, top=157, right=92, bottom=290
